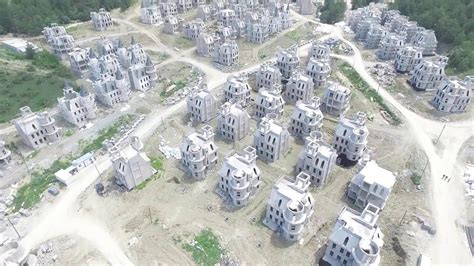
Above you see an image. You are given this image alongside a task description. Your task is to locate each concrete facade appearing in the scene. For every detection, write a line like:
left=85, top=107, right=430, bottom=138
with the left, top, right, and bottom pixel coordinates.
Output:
left=216, top=40, right=239, bottom=66
left=57, top=83, right=96, bottom=127
left=179, top=125, right=218, bottom=180
left=376, top=33, right=404, bottom=60
left=277, top=49, right=299, bottom=79
left=177, top=0, right=193, bottom=13
left=197, top=5, right=212, bottom=21
left=306, top=57, right=330, bottom=88
left=43, top=23, right=75, bottom=56
left=333, top=112, right=369, bottom=165
left=218, top=9, right=236, bottom=27
left=263, top=172, right=314, bottom=241
left=256, top=63, right=282, bottom=90
left=218, top=146, right=261, bottom=206
left=141, top=5, right=162, bottom=25
left=309, top=41, right=330, bottom=62
left=296, top=131, right=337, bottom=186
left=284, top=71, right=314, bottom=104
left=217, top=101, right=251, bottom=141
left=13, top=106, right=59, bottom=149
left=160, top=3, right=178, bottom=17
left=322, top=81, right=352, bottom=116
left=254, top=85, right=285, bottom=119
left=187, top=86, right=218, bottom=123
left=164, top=15, right=180, bottom=35
left=127, top=55, right=158, bottom=91
left=254, top=114, right=290, bottom=163
left=196, top=33, right=216, bottom=57
left=223, top=75, right=252, bottom=107
left=364, top=24, right=388, bottom=49
left=68, top=48, right=90, bottom=77
left=90, top=8, right=113, bottom=31
left=289, top=97, right=323, bottom=140
left=0, top=141, right=12, bottom=165
left=348, top=161, right=396, bottom=211
left=111, top=137, right=155, bottom=190
left=93, top=69, right=131, bottom=107
left=411, top=28, right=437, bottom=56
left=394, top=45, right=423, bottom=73
left=432, top=77, right=473, bottom=113
left=299, top=0, right=313, bottom=15
left=183, top=19, right=205, bottom=40
left=323, top=204, right=384, bottom=266
left=409, top=57, right=447, bottom=91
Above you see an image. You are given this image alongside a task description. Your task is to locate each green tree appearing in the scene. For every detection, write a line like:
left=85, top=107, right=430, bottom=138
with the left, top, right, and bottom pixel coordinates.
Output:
left=320, top=0, right=347, bottom=24
left=25, top=43, right=36, bottom=60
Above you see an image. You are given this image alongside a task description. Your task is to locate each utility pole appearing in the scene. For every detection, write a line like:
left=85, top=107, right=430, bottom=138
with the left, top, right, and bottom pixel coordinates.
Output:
left=399, top=210, right=408, bottom=226
left=435, top=124, right=446, bottom=144
left=93, top=161, right=101, bottom=178
left=148, top=207, right=153, bottom=224
left=7, top=217, right=21, bottom=239
left=421, top=160, right=429, bottom=177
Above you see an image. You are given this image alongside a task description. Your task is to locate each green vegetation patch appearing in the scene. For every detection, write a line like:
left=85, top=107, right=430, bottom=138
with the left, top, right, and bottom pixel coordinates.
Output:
left=80, top=114, right=136, bottom=154
left=411, top=174, right=422, bottom=186
left=0, top=48, right=72, bottom=123
left=339, top=63, right=402, bottom=125
left=320, top=0, right=347, bottom=24
left=135, top=156, right=164, bottom=190
left=158, top=32, right=194, bottom=50
left=13, top=159, right=70, bottom=212
left=183, top=229, right=223, bottom=266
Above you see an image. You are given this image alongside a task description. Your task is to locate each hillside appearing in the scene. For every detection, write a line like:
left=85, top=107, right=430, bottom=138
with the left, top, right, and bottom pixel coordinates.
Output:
left=0, top=0, right=131, bottom=35
left=390, top=0, right=474, bottom=74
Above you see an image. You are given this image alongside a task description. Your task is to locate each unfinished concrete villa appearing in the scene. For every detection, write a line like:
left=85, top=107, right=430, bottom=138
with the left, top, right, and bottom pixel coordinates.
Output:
left=263, top=172, right=314, bottom=241
left=322, top=81, right=352, bottom=116
left=42, top=23, right=75, bottom=56
left=90, top=8, right=113, bottom=31
left=93, top=69, right=131, bottom=107
left=57, top=83, right=97, bottom=127
left=13, top=106, right=59, bottom=149
left=254, top=114, right=290, bottom=163
left=347, top=161, right=396, bottom=211
left=218, top=146, right=261, bottom=207
left=0, top=141, right=12, bottom=165
left=288, top=97, right=324, bottom=140
left=394, top=45, right=423, bottom=73
left=409, top=57, right=447, bottom=91
left=432, top=76, right=473, bottom=113
left=306, top=57, right=331, bottom=89
left=256, top=63, right=282, bottom=90
left=284, top=71, right=314, bottom=104
left=276, top=48, right=299, bottom=79
left=296, top=131, right=337, bottom=187
left=217, top=101, right=251, bottom=142
left=179, top=125, right=218, bottom=180
left=111, top=137, right=156, bottom=190
left=323, top=204, right=384, bottom=266
left=223, top=75, right=252, bottom=107
left=333, top=112, right=369, bottom=165
left=254, top=85, right=285, bottom=119
left=186, top=86, right=218, bottom=123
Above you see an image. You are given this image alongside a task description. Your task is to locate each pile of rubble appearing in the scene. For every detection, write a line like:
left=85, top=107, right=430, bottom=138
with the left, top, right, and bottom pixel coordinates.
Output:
left=158, top=137, right=181, bottom=160
left=371, top=63, right=395, bottom=87
left=103, top=114, right=146, bottom=151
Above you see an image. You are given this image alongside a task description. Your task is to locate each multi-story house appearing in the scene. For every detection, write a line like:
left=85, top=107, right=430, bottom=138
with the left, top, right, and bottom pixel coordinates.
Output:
left=186, top=86, right=218, bottom=123
left=68, top=48, right=91, bottom=77
left=197, top=5, right=212, bottom=21
left=179, top=125, right=218, bottom=180
left=0, top=141, right=12, bottom=165
left=347, top=160, right=396, bottom=211
left=218, top=9, right=236, bottom=27
left=183, top=19, right=205, bottom=40
left=218, top=146, right=261, bottom=206
left=432, top=76, right=473, bottom=113
left=277, top=48, right=299, bottom=79
left=256, top=63, right=282, bottom=90
left=333, top=112, right=369, bottom=165
left=289, top=97, right=323, bottom=140
left=217, top=101, right=251, bottom=141
left=296, top=131, right=337, bottom=186
left=254, top=85, right=285, bottom=119
left=13, top=106, right=59, bottom=149
left=306, top=57, right=330, bottom=89
left=409, top=57, right=447, bottom=91
left=140, top=5, right=162, bottom=25
left=215, top=40, right=239, bottom=66
left=364, top=24, right=388, bottom=49
left=254, top=114, right=290, bottom=163
left=177, top=0, right=193, bottom=13
left=111, top=137, right=156, bottom=190
left=411, top=28, right=437, bottom=56
left=160, top=3, right=178, bottom=17
left=394, top=45, right=423, bottom=73
left=90, top=8, right=113, bottom=31
left=127, top=55, right=158, bottom=91
left=323, top=204, right=384, bottom=266
left=164, top=15, right=180, bottom=35
left=57, top=83, right=96, bottom=127
left=93, top=69, right=131, bottom=107
left=196, top=33, right=216, bottom=57
left=263, top=172, right=314, bottom=241
left=376, top=33, right=404, bottom=60
left=309, top=41, right=331, bottom=62
left=284, top=71, right=314, bottom=104
left=322, top=81, right=351, bottom=116
left=223, top=75, right=252, bottom=107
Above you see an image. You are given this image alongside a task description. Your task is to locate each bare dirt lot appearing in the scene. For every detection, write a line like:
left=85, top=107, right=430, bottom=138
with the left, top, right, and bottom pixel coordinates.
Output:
left=74, top=71, right=431, bottom=265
